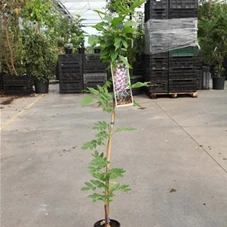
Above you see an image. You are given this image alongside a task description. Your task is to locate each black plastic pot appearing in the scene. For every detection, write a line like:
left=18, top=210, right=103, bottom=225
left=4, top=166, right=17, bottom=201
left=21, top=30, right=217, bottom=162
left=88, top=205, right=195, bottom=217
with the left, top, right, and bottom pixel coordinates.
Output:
left=94, top=48, right=101, bottom=54
left=212, top=77, right=225, bottom=90
left=78, top=48, right=85, bottom=54
left=94, top=219, right=120, bottom=227
left=34, top=80, right=49, bottom=93
left=130, top=75, right=144, bottom=95
left=64, top=48, right=72, bottom=54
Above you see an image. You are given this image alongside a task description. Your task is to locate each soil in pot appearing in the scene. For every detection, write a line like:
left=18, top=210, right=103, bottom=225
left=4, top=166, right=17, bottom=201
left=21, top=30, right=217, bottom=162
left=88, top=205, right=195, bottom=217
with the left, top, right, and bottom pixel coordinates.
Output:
left=212, top=77, right=225, bottom=90
left=94, top=219, right=120, bottom=227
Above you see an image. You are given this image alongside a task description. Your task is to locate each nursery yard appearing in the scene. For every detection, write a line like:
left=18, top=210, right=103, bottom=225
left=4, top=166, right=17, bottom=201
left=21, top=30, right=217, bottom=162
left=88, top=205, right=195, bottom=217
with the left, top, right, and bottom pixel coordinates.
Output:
left=1, top=84, right=227, bottom=227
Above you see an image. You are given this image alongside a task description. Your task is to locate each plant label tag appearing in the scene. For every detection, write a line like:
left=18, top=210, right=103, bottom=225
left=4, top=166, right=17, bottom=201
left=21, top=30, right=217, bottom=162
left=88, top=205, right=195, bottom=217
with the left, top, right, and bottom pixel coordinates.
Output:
left=111, top=62, right=133, bottom=107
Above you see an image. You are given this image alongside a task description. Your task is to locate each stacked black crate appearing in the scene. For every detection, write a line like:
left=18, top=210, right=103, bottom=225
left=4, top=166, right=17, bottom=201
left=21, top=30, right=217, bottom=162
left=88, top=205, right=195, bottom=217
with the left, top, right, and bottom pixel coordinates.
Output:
left=168, top=0, right=200, bottom=93
left=83, top=54, right=107, bottom=90
left=58, top=55, right=83, bottom=93
left=144, top=0, right=169, bottom=93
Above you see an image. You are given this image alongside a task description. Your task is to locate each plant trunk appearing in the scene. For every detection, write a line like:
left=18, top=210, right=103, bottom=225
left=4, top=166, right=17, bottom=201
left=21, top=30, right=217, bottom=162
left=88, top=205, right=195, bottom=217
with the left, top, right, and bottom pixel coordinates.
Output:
left=105, top=102, right=116, bottom=227
left=2, top=9, right=17, bottom=76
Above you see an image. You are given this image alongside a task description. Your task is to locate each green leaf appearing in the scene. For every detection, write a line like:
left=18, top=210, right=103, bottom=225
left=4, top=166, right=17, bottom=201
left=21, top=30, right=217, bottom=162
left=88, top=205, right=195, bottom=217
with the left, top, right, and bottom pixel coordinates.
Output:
left=111, top=17, right=123, bottom=27
left=115, top=127, right=136, bottom=133
left=85, top=182, right=93, bottom=188
left=82, top=96, right=94, bottom=106
left=93, top=22, right=107, bottom=31
left=111, top=50, right=118, bottom=62
left=124, top=21, right=137, bottom=28
left=88, top=35, right=99, bottom=47
left=90, top=180, right=107, bottom=189
left=81, top=187, right=90, bottom=191
left=122, top=39, right=129, bottom=49
left=87, top=87, right=99, bottom=95
left=122, top=27, right=135, bottom=34
left=129, top=0, right=146, bottom=12
left=114, top=37, right=122, bottom=50
left=108, top=168, right=126, bottom=179
left=119, top=55, right=130, bottom=68
left=130, top=82, right=150, bottom=89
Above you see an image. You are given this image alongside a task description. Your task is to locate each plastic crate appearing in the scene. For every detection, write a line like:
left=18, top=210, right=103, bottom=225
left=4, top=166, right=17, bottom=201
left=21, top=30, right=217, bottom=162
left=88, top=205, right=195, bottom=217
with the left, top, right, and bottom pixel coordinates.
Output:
left=145, top=8, right=169, bottom=21
left=60, top=62, right=82, bottom=73
left=169, top=79, right=197, bottom=92
left=144, top=53, right=169, bottom=62
left=83, top=73, right=107, bottom=84
left=169, top=69, right=197, bottom=80
left=3, top=74, right=33, bottom=87
left=146, top=58, right=169, bottom=70
left=170, top=0, right=198, bottom=9
left=84, top=82, right=106, bottom=90
left=145, top=0, right=169, bottom=9
left=169, top=56, right=197, bottom=69
left=59, top=72, right=83, bottom=81
left=169, top=46, right=199, bottom=57
left=146, top=69, right=169, bottom=80
left=4, top=85, right=33, bottom=95
left=169, top=9, right=197, bottom=18
left=59, top=81, right=83, bottom=93
left=58, top=54, right=82, bottom=63
left=148, top=80, right=169, bottom=93
left=83, top=63, right=107, bottom=73
left=83, top=55, right=107, bottom=73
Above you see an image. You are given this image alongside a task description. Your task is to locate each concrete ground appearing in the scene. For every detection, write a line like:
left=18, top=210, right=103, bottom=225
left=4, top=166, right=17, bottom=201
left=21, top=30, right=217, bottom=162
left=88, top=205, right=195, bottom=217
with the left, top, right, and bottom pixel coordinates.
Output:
left=1, top=84, right=227, bottom=227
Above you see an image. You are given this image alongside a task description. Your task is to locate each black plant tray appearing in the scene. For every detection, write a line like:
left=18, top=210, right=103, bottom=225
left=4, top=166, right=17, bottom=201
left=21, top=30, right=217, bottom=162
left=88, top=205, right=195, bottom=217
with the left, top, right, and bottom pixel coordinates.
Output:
left=146, top=69, right=169, bottom=81
left=3, top=74, right=33, bottom=87
left=169, top=79, right=197, bottom=92
left=169, top=56, right=197, bottom=69
left=169, top=8, right=197, bottom=18
left=59, top=72, right=83, bottom=81
left=170, top=0, right=198, bottom=9
left=84, top=82, right=106, bottom=90
left=169, top=69, right=197, bottom=80
left=4, top=86, right=33, bottom=95
left=59, top=81, right=83, bottom=93
left=148, top=80, right=169, bottom=93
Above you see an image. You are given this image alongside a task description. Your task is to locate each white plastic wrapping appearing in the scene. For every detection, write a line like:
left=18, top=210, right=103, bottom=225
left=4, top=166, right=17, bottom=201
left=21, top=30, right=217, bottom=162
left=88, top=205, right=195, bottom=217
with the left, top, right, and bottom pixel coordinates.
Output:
left=145, top=18, right=198, bottom=54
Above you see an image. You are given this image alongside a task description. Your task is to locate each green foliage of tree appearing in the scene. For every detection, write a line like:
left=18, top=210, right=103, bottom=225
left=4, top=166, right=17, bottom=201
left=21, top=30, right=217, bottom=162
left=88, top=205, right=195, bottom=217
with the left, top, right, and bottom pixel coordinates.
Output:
left=0, top=0, right=27, bottom=76
left=198, top=0, right=227, bottom=77
left=56, top=15, right=86, bottom=53
left=88, top=0, right=146, bottom=69
left=20, top=0, right=60, bottom=81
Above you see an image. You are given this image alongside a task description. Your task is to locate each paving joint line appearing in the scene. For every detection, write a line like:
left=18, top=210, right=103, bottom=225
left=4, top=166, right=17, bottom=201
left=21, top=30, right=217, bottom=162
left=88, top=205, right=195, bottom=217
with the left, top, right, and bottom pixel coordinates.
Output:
left=153, top=100, right=227, bottom=174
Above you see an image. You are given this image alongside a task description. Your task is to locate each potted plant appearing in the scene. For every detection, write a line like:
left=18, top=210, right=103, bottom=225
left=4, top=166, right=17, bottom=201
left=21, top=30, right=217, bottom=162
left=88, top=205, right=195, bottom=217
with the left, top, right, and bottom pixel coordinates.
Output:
left=0, top=0, right=33, bottom=95
left=82, top=1, right=147, bottom=226
left=64, top=39, right=73, bottom=54
left=198, top=0, right=227, bottom=89
left=21, top=0, right=59, bottom=93
left=76, top=35, right=86, bottom=54
left=94, top=45, right=101, bottom=54
left=57, top=15, right=86, bottom=54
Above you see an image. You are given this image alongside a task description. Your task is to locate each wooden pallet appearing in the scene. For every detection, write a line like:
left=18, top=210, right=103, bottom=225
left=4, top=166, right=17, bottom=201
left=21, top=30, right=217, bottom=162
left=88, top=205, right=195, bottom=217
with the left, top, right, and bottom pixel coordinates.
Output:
left=149, top=91, right=198, bottom=99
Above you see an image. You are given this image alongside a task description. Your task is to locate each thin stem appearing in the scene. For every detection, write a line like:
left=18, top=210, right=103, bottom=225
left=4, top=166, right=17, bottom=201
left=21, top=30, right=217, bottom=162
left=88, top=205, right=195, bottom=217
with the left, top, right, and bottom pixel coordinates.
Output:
left=2, top=6, right=17, bottom=75
left=105, top=101, right=116, bottom=227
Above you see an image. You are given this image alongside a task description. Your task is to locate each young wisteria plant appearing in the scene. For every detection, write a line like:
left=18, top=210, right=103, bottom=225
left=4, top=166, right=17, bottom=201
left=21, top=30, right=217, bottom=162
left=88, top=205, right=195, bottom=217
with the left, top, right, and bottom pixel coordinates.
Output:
left=81, top=1, right=147, bottom=227
left=82, top=80, right=148, bottom=227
